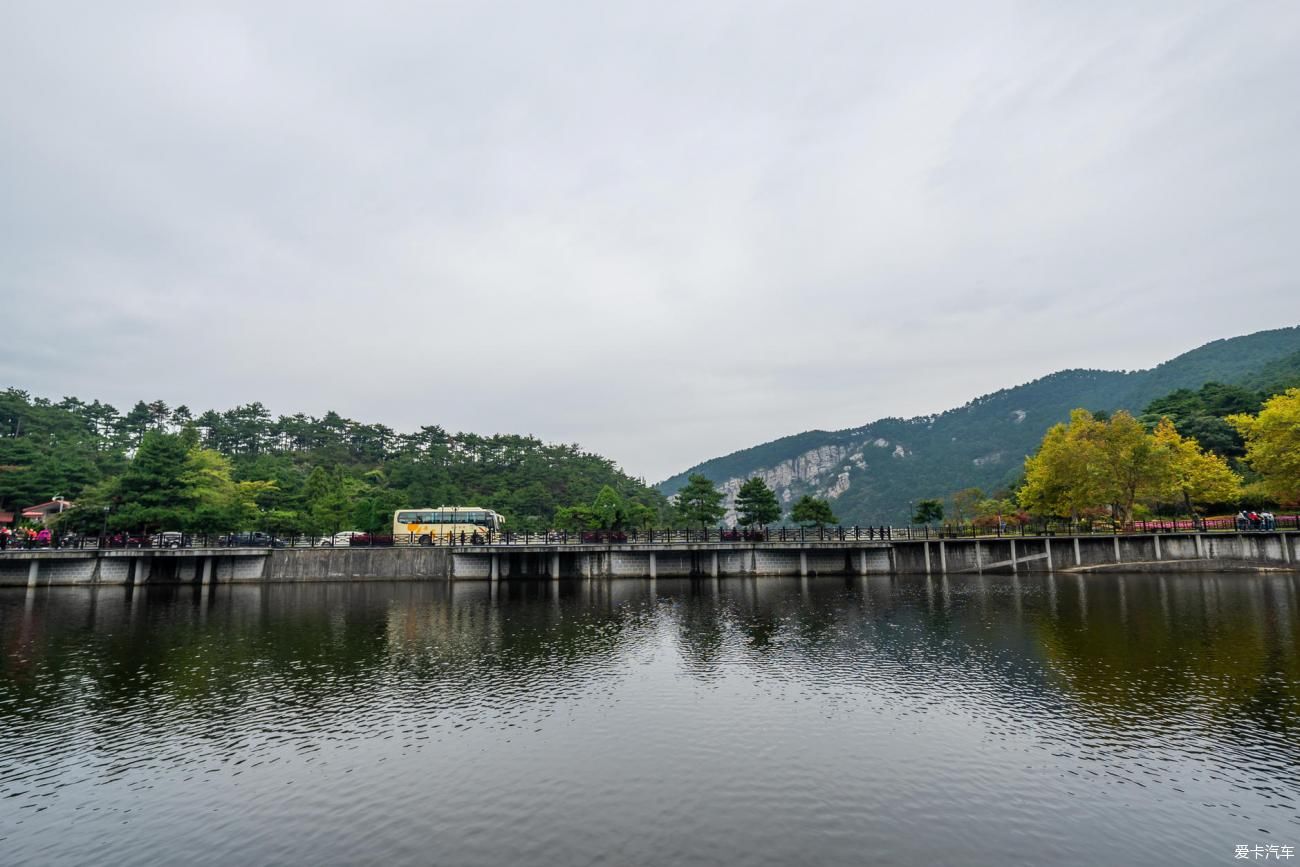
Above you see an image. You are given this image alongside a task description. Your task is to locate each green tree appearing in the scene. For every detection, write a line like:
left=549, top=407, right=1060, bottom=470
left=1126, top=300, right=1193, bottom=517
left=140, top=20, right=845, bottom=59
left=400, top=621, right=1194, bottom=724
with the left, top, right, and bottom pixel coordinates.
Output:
left=591, top=486, right=625, bottom=529
left=734, top=477, right=780, bottom=528
left=111, top=430, right=192, bottom=531
left=791, top=495, right=837, bottom=528
left=302, top=466, right=357, bottom=534
left=948, top=488, right=984, bottom=525
left=912, top=499, right=944, bottom=525
left=553, top=505, right=598, bottom=531
left=675, top=474, right=726, bottom=531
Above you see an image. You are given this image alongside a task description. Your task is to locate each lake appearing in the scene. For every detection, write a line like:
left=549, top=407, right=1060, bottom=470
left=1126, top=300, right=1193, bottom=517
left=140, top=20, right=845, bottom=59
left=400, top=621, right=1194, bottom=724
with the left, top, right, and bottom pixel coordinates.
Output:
left=1, top=573, right=1297, bottom=866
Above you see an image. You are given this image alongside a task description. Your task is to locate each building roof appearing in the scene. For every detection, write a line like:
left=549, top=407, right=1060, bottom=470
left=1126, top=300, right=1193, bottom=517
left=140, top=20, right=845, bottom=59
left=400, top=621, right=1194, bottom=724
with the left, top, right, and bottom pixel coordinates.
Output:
left=0, top=512, right=13, bottom=524
left=23, top=500, right=74, bottom=512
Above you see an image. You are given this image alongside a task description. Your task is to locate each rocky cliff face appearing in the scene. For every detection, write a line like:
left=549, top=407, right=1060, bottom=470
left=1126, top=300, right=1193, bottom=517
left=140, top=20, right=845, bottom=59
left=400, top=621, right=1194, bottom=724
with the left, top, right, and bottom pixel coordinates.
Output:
left=719, top=440, right=887, bottom=525
left=660, top=327, right=1300, bottom=525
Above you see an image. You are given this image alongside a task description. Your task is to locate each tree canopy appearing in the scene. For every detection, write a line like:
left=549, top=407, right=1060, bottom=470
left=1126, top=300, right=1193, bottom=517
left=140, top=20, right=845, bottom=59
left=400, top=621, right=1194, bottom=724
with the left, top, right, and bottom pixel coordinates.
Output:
left=674, top=474, right=726, bottom=530
left=911, top=499, right=944, bottom=525
left=734, top=477, right=781, bottom=528
left=1018, top=408, right=1241, bottom=522
left=790, top=495, right=837, bottom=528
left=1228, top=388, right=1300, bottom=506
left=0, top=388, right=669, bottom=533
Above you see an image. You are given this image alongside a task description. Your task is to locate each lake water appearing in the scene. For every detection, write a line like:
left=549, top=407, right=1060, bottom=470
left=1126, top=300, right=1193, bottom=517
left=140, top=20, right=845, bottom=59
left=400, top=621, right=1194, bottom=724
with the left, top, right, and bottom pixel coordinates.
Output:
left=1, top=574, right=1297, bottom=866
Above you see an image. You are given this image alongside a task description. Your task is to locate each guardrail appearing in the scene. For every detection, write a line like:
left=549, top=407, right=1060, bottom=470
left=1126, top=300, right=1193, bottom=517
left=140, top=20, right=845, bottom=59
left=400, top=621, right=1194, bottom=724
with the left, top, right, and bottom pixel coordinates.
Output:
left=3, top=516, right=1295, bottom=552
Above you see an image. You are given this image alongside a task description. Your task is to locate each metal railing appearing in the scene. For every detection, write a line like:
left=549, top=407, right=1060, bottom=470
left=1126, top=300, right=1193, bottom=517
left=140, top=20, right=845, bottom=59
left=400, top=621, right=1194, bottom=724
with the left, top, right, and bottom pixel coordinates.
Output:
left=3, top=516, right=1294, bottom=552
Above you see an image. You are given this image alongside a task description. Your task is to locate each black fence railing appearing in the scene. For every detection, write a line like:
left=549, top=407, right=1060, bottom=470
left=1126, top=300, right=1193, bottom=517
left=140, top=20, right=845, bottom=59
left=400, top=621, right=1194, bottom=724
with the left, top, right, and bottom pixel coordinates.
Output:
left=3, top=516, right=1295, bottom=552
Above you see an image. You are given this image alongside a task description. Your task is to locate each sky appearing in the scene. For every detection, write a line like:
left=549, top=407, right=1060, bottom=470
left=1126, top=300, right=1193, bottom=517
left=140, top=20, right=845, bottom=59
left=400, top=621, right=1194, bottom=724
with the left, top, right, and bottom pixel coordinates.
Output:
left=3, top=1, right=1299, bottom=482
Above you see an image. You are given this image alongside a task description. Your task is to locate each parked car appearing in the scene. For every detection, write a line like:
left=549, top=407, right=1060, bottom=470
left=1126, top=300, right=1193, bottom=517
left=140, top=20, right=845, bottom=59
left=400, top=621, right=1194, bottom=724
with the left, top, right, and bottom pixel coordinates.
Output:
left=106, top=533, right=154, bottom=548
left=579, top=530, right=629, bottom=543
left=345, top=533, right=393, bottom=547
left=152, top=531, right=192, bottom=548
left=328, top=531, right=364, bottom=547
left=222, top=532, right=287, bottom=548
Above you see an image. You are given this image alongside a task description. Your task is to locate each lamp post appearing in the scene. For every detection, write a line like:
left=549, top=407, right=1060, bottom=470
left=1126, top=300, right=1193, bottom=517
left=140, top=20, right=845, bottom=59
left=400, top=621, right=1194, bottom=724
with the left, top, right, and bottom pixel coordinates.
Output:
left=101, top=506, right=110, bottom=544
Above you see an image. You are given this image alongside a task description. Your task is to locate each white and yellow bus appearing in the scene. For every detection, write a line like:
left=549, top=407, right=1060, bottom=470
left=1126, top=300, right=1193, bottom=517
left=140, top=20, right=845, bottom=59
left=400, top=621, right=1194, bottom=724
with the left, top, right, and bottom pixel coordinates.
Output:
left=393, top=507, right=505, bottom=545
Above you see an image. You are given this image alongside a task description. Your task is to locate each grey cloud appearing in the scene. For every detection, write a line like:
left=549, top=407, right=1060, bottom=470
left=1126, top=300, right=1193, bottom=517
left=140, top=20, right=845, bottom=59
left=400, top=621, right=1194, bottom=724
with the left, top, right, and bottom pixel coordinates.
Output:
left=2, top=0, right=1299, bottom=480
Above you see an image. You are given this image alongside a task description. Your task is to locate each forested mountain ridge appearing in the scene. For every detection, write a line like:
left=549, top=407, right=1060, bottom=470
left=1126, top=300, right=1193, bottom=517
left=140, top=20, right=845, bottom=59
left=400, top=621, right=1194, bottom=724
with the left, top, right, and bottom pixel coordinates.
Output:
left=0, top=392, right=667, bottom=533
left=658, top=326, right=1300, bottom=524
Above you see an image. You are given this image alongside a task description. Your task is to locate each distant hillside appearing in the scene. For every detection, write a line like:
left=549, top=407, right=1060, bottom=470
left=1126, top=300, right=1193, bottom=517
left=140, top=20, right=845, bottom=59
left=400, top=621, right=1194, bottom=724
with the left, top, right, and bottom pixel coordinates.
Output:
left=0, top=390, right=669, bottom=534
left=658, top=326, right=1300, bottom=524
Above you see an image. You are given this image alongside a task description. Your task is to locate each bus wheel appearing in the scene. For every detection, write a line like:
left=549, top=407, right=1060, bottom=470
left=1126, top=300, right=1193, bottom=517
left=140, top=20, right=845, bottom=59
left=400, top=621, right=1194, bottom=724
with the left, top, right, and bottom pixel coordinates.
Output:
left=418, top=534, right=432, bottom=547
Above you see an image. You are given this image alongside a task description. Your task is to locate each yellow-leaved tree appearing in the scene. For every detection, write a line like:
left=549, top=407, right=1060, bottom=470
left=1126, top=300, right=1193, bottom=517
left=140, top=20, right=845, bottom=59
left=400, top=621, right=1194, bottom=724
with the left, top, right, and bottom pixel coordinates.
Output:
left=1019, top=409, right=1194, bottom=524
left=1228, top=388, right=1300, bottom=505
left=1019, top=409, right=1111, bottom=522
left=1150, top=417, right=1242, bottom=517
left=1100, top=411, right=1168, bottom=524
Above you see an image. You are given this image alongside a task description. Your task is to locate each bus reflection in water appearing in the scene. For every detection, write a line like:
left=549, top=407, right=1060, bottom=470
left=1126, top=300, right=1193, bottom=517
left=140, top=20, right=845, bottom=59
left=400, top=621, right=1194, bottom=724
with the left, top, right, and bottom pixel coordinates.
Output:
left=393, top=507, right=505, bottom=545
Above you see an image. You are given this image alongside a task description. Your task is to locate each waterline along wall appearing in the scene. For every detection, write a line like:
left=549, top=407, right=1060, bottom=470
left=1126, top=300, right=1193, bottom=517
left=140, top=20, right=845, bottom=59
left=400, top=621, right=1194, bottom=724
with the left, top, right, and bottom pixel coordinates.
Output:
left=2, top=532, right=1298, bottom=587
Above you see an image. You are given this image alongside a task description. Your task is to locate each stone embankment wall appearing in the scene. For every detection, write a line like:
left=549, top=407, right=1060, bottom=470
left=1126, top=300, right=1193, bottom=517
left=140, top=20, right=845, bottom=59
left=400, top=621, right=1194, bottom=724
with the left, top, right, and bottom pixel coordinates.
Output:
left=888, top=532, right=1297, bottom=574
left=1, top=533, right=1295, bottom=586
left=264, top=547, right=449, bottom=581
left=0, top=551, right=267, bottom=587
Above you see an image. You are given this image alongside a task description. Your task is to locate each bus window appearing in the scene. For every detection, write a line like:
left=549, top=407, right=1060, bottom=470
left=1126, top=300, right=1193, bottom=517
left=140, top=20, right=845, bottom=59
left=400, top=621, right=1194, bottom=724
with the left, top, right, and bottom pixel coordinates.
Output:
left=397, top=511, right=420, bottom=524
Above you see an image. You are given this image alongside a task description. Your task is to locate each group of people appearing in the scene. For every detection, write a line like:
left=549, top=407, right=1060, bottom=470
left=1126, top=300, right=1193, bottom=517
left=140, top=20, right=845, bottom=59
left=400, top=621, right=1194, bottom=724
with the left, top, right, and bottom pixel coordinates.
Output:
left=0, top=526, right=53, bottom=550
left=1236, top=510, right=1277, bottom=531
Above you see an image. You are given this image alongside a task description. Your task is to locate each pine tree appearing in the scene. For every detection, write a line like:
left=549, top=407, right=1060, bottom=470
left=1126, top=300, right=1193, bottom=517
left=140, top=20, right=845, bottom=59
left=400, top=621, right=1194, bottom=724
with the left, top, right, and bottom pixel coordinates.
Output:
left=675, top=474, right=725, bottom=531
left=735, top=477, right=780, bottom=528
left=791, top=495, right=837, bottom=528
left=912, top=499, right=945, bottom=525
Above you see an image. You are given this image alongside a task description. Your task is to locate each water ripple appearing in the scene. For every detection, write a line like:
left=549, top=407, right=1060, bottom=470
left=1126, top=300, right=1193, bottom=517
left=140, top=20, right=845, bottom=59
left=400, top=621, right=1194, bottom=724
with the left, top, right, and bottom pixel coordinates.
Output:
left=0, top=574, right=1296, bottom=865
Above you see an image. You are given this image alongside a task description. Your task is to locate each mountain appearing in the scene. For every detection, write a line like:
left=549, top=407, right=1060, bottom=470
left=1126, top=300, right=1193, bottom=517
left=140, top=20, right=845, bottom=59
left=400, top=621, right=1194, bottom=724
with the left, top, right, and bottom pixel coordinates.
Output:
left=657, top=326, right=1300, bottom=524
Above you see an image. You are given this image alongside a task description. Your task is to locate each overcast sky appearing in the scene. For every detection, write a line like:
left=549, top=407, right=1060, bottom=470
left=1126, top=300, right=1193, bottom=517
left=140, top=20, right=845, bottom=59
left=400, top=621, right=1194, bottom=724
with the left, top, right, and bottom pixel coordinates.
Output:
left=3, top=1, right=1299, bottom=481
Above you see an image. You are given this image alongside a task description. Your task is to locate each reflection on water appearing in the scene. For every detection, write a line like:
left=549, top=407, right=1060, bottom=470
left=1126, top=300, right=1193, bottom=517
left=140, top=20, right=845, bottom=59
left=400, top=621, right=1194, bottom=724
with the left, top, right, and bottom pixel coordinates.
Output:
left=1, top=574, right=1297, bottom=866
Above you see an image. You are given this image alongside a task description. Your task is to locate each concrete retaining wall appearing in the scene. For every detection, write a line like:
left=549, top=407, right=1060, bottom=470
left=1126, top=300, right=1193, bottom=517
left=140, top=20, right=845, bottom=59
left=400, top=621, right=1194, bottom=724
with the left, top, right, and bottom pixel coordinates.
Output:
left=267, top=547, right=450, bottom=581
left=3, top=533, right=1296, bottom=585
left=888, top=532, right=1296, bottom=574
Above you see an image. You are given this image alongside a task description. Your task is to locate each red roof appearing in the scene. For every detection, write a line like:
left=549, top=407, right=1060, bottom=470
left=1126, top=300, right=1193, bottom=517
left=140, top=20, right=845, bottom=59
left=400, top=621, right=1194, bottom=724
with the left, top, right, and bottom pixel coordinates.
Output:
left=0, top=512, right=13, bottom=524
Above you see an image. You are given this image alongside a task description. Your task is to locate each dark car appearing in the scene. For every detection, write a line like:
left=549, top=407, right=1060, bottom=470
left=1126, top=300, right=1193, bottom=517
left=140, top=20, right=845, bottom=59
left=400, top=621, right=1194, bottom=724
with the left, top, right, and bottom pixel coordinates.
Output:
left=222, top=532, right=287, bottom=548
left=579, top=530, right=629, bottom=544
left=345, top=533, right=394, bottom=547
left=105, top=533, right=154, bottom=548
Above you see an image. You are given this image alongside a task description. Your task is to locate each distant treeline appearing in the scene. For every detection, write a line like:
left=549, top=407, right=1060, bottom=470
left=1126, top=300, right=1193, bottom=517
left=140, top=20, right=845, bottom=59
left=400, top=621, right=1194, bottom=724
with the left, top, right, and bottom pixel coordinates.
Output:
left=0, top=391, right=669, bottom=534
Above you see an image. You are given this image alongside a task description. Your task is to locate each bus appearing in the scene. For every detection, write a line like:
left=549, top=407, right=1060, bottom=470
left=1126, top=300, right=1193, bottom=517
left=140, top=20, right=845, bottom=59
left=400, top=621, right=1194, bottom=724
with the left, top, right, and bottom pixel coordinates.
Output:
left=393, top=507, right=505, bottom=545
